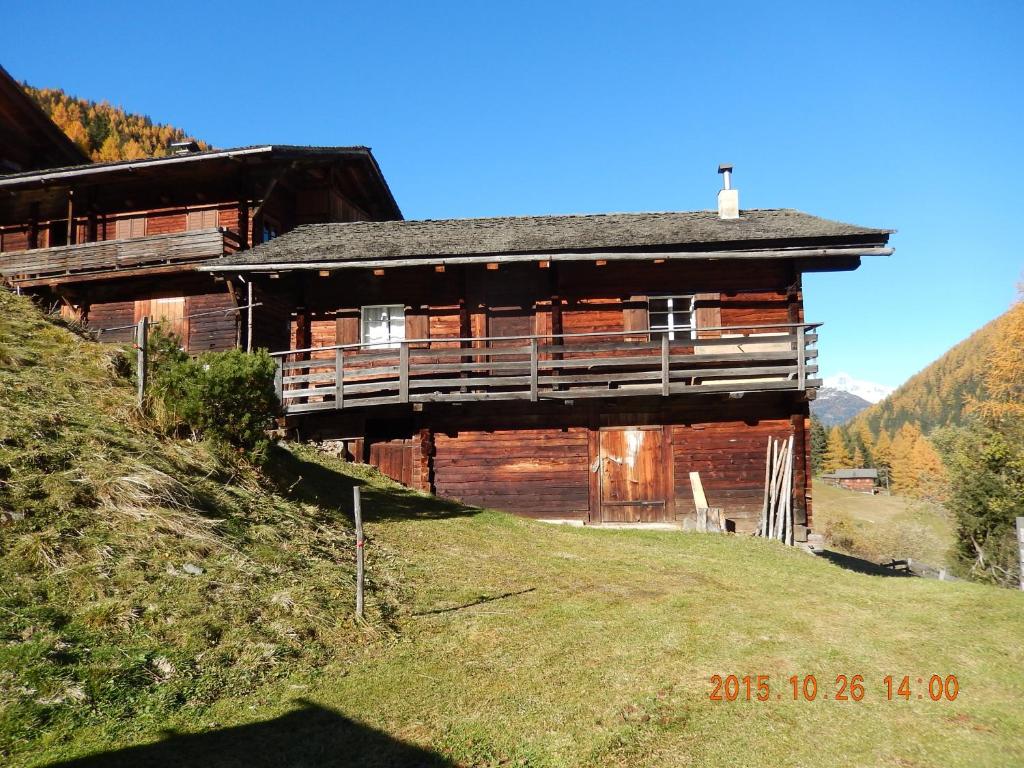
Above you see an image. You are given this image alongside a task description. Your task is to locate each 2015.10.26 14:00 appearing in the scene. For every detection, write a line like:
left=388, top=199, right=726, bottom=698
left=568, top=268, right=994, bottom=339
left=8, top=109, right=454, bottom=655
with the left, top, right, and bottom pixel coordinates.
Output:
left=708, top=674, right=959, bottom=702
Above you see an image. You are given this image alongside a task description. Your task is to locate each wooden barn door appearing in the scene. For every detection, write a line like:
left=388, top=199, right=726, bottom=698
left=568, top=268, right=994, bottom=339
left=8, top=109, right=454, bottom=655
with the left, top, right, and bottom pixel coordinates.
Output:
left=598, top=427, right=668, bottom=522
left=135, top=297, right=189, bottom=347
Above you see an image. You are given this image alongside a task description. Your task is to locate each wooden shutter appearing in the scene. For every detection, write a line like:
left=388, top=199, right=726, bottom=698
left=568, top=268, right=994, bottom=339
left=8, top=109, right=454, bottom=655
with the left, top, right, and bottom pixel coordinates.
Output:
left=406, top=306, right=430, bottom=349
left=694, top=293, right=722, bottom=339
left=115, top=216, right=146, bottom=240
left=623, top=295, right=648, bottom=341
left=186, top=208, right=218, bottom=231
left=336, top=309, right=360, bottom=345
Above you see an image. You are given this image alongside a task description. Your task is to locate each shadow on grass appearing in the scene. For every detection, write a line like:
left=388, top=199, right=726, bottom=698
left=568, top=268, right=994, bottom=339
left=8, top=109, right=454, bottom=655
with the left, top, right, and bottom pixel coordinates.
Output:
left=41, top=700, right=452, bottom=768
left=817, top=549, right=915, bottom=577
left=264, top=445, right=477, bottom=523
left=412, top=587, right=537, bottom=616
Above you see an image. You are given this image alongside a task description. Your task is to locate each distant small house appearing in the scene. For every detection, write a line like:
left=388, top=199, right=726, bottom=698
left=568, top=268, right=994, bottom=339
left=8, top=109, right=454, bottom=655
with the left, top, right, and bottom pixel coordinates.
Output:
left=821, top=468, right=878, bottom=493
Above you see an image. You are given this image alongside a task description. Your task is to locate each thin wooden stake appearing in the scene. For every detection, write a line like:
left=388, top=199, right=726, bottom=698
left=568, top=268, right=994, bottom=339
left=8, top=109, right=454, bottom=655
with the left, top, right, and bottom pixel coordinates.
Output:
left=786, top=438, right=796, bottom=546
left=759, top=437, right=772, bottom=536
left=770, top=438, right=788, bottom=540
left=778, top=437, right=794, bottom=543
left=136, top=316, right=148, bottom=409
left=353, top=486, right=365, bottom=619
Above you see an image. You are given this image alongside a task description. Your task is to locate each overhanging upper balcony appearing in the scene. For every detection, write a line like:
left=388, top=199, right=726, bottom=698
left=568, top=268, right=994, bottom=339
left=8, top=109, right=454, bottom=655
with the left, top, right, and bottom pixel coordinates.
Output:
left=0, top=227, right=240, bottom=287
left=273, top=323, right=821, bottom=415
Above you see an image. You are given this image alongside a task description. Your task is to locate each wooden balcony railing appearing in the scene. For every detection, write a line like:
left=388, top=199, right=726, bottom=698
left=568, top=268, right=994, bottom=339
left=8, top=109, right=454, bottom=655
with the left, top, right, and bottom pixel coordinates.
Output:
left=272, top=323, right=821, bottom=415
left=0, top=227, right=240, bottom=285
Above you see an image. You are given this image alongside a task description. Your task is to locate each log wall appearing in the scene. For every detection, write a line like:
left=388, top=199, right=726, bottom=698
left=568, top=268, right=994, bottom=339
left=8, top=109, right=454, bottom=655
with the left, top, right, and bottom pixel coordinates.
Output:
left=433, top=428, right=591, bottom=518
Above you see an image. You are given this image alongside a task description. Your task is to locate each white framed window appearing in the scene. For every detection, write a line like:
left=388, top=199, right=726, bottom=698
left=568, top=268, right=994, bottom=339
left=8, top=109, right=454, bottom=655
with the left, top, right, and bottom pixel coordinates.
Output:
left=361, top=304, right=406, bottom=348
left=648, top=295, right=695, bottom=340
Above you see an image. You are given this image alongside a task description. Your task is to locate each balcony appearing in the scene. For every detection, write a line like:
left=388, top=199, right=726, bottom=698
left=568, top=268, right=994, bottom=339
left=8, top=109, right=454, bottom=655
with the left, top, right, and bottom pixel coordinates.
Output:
left=273, top=323, right=820, bottom=415
left=0, top=227, right=240, bottom=286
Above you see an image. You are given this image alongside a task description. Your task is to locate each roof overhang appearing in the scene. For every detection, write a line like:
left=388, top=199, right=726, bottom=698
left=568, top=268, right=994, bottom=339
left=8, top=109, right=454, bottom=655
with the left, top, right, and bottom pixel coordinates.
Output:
left=205, top=243, right=892, bottom=273
left=0, top=145, right=402, bottom=222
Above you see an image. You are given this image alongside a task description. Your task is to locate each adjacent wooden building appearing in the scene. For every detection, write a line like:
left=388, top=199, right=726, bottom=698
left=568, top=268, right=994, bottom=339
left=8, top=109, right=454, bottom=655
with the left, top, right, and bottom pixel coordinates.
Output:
left=208, top=200, right=893, bottom=535
left=0, top=144, right=401, bottom=349
left=821, top=468, right=879, bottom=493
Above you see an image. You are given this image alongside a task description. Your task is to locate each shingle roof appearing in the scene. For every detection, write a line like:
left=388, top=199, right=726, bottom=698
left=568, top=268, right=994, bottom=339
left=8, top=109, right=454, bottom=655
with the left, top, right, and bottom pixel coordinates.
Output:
left=211, top=209, right=892, bottom=269
left=822, top=469, right=879, bottom=479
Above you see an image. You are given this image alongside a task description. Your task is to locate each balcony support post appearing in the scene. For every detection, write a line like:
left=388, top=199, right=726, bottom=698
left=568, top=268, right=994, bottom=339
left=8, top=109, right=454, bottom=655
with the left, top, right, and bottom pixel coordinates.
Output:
left=27, top=203, right=39, bottom=250
left=530, top=337, right=539, bottom=402
left=399, top=342, right=410, bottom=403
left=335, top=348, right=345, bottom=409
left=274, top=356, right=284, bottom=407
left=796, top=327, right=806, bottom=391
left=661, top=333, right=670, bottom=396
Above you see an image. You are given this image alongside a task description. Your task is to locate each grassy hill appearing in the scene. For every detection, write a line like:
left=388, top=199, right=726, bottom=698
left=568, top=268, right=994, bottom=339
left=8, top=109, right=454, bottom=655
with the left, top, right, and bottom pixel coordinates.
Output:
left=812, top=480, right=953, bottom=568
left=2, top=290, right=1024, bottom=767
left=850, top=307, right=1015, bottom=437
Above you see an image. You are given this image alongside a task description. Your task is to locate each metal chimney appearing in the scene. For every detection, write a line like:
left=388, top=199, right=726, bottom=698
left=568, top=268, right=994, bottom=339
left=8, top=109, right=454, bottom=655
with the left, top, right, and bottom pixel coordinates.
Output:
left=717, top=163, right=739, bottom=219
left=170, top=140, right=200, bottom=155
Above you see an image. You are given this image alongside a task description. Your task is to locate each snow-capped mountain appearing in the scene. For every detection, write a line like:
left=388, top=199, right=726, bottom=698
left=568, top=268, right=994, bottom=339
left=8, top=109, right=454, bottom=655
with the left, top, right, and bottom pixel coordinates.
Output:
left=810, top=388, right=872, bottom=426
left=822, top=373, right=894, bottom=404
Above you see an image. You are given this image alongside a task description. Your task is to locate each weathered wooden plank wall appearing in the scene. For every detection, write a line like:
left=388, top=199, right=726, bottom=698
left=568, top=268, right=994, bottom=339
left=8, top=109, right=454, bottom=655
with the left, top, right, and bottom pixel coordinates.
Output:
left=433, top=428, right=591, bottom=517
left=187, top=293, right=237, bottom=352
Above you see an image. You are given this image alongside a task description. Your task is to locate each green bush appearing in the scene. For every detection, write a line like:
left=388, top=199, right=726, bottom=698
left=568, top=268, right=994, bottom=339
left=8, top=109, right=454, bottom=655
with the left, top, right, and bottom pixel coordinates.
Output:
left=933, top=424, right=1024, bottom=587
left=145, top=331, right=280, bottom=454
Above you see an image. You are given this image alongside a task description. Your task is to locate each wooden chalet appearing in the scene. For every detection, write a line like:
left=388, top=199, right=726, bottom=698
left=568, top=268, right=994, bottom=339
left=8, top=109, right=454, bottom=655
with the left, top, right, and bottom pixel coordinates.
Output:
left=0, top=144, right=401, bottom=349
left=206, top=177, right=893, bottom=536
left=821, top=468, right=879, bottom=493
left=0, top=80, right=892, bottom=535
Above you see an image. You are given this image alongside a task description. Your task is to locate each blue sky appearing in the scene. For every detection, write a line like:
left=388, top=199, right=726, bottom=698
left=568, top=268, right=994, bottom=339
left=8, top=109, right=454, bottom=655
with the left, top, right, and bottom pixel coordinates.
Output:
left=4, top=1, right=1021, bottom=387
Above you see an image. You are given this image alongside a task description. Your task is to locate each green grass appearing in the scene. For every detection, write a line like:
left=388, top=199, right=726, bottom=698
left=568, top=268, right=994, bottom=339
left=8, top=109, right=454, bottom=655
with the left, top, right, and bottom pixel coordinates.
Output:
left=3, top=291, right=1024, bottom=767
left=812, top=479, right=955, bottom=567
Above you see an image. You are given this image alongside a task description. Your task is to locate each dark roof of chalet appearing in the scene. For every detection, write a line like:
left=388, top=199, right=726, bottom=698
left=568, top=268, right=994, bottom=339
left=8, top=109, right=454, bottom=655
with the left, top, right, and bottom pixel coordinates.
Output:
left=0, top=144, right=402, bottom=222
left=0, top=144, right=376, bottom=183
left=822, top=469, right=879, bottom=479
left=0, top=64, right=89, bottom=171
left=210, top=209, right=893, bottom=270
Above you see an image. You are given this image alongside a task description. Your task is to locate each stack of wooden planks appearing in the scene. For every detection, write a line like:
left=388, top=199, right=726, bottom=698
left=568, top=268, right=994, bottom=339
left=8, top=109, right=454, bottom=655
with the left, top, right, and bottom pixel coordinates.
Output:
left=756, top=435, right=795, bottom=545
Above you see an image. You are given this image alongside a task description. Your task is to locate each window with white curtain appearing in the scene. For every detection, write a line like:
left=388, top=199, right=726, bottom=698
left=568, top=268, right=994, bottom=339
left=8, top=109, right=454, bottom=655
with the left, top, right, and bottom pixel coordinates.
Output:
left=361, top=305, right=405, bottom=348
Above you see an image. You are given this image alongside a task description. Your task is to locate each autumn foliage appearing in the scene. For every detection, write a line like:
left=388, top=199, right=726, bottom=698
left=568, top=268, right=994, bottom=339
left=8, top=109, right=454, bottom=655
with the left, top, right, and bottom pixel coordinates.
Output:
left=24, top=85, right=209, bottom=162
left=811, top=296, right=1023, bottom=585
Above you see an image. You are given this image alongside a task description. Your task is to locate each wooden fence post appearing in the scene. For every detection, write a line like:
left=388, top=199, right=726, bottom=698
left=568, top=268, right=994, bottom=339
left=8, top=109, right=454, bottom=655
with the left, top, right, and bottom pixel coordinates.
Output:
left=1016, top=517, right=1024, bottom=591
left=246, top=280, right=254, bottom=353
left=354, top=486, right=365, bottom=618
left=136, top=316, right=148, bottom=409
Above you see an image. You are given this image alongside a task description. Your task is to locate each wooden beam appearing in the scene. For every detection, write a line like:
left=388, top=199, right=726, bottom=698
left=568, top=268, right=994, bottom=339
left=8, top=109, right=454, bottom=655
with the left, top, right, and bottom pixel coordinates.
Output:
left=27, top=202, right=39, bottom=249
left=66, top=190, right=75, bottom=245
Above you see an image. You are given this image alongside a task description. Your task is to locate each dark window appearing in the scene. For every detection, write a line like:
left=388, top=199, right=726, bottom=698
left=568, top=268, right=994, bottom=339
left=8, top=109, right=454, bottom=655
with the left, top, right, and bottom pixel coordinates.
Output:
left=648, top=295, right=694, bottom=340
left=48, top=220, right=69, bottom=247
